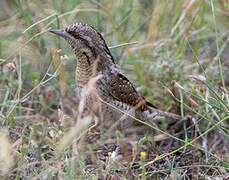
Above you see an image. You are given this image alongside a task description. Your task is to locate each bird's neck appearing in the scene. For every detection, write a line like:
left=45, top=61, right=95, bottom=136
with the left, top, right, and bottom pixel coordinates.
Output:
left=74, top=50, right=115, bottom=87
left=75, top=52, right=94, bottom=87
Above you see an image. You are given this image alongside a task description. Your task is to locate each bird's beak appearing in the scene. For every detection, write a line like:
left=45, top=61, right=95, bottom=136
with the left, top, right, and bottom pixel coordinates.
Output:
left=49, top=29, right=70, bottom=39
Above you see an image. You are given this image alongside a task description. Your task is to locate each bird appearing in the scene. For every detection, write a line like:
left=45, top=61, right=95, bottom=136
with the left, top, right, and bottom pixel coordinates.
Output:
left=49, top=23, right=185, bottom=136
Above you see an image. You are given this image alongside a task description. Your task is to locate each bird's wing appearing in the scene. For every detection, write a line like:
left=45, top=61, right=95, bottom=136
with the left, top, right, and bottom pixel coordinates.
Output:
left=105, top=72, right=184, bottom=122
left=107, top=72, right=151, bottom=110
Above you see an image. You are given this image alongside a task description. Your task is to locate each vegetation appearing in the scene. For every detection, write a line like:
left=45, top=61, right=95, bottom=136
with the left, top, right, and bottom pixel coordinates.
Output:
left=0, top=0, right=228, bottom=179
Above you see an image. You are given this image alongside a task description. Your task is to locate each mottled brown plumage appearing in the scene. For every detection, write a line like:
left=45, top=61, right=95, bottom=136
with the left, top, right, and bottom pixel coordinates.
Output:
left=49, top=23, right=185, bottom=135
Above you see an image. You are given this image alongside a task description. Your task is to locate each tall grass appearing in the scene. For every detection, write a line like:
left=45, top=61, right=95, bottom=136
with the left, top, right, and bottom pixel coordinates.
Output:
left=0, top=0, right=228, bottom=179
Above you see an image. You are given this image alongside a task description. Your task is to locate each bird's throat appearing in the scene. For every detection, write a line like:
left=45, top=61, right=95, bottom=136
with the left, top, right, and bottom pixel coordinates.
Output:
left=75, top=53, right=94, bottom=86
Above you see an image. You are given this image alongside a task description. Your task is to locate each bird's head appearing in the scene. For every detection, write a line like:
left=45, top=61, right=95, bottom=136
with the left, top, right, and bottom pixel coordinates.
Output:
left=49, top=23, right=114, bottom=64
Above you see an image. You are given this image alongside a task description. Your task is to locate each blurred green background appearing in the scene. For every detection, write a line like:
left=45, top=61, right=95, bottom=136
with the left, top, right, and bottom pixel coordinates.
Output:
left=0, top=0, right=229, bottom=179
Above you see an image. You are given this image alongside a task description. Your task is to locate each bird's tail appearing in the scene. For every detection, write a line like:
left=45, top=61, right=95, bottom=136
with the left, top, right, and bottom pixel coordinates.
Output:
left=146, top=106, right=187, bottom=123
